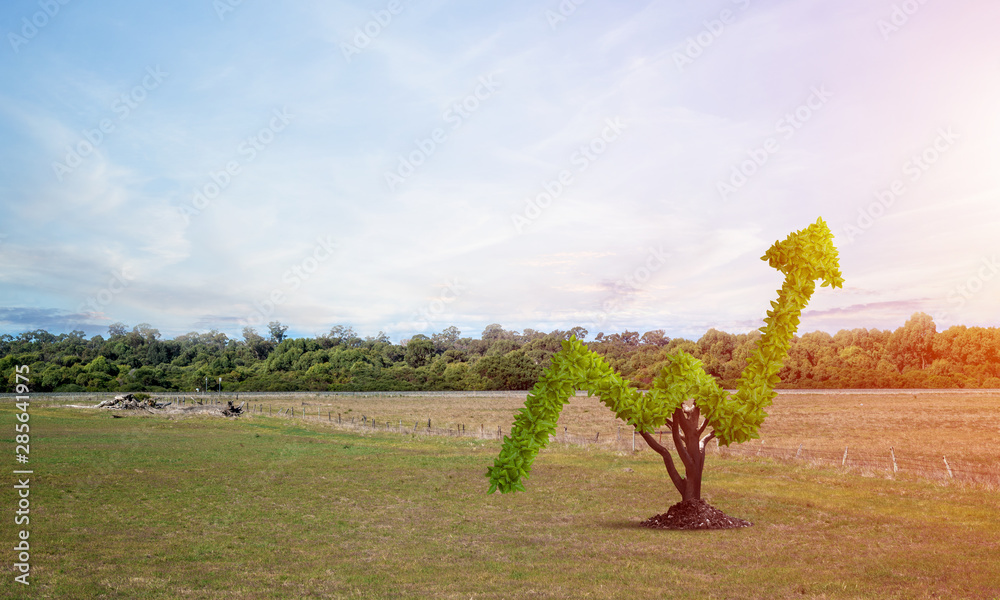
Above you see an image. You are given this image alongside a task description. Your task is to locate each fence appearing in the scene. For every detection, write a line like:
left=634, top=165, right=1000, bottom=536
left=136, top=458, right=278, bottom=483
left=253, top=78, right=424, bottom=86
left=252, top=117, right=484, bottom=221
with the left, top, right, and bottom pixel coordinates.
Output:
left=229, top=401, right=999, bottom=490
left=16, top=393, right=998, bottom=489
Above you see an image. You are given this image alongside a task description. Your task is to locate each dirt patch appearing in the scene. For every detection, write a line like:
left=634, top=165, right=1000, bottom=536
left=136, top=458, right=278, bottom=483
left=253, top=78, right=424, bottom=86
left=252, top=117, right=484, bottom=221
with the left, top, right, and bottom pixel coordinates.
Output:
left=640, top=499, right=751, bottom=530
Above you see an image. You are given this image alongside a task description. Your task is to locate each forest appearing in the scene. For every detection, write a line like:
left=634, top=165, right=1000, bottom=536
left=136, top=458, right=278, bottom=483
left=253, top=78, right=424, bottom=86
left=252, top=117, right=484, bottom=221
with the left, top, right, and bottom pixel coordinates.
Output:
left=2, top=312, right=999, bottom=393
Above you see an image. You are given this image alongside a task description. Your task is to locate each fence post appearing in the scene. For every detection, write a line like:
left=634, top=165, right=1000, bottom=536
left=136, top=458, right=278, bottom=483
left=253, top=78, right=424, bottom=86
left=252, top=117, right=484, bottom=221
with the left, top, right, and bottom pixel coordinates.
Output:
left=595, top=432, right=600, bottom=443
left=890, top=447, right=898, bottom=474
left=842, top=446, right=849, bottom=467
left=632, top=430, right=636, bottom=452
left=943, top=456, right=954, bottom=479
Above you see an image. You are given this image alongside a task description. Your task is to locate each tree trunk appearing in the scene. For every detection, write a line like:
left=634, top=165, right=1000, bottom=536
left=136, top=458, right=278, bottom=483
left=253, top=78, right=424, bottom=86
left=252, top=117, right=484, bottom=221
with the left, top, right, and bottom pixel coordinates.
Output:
left=639, top=404, right=714, bottom=502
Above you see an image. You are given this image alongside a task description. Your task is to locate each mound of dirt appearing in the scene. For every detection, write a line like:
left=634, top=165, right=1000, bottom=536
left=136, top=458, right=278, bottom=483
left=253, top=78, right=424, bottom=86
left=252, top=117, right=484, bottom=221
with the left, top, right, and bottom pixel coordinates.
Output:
left=640, top=499, right=751, bottom=530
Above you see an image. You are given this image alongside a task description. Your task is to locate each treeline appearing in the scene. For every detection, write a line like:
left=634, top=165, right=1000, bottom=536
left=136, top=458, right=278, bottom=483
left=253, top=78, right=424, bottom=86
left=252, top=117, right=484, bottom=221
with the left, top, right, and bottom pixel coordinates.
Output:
left=2, top=313, right=999, bottom=393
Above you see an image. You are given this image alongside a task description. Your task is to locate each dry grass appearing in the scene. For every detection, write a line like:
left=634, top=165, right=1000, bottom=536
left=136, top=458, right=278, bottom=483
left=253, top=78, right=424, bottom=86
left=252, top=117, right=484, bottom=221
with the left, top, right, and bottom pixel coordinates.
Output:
left=58, top=388, right=1000, bottom=483
left=6, top=402, right=1000, bottom=599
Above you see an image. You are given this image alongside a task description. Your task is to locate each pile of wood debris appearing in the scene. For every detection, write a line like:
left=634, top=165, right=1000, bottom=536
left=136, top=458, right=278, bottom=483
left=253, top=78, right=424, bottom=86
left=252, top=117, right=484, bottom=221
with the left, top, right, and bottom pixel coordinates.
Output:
left=96, top=393, right=171, bottom=410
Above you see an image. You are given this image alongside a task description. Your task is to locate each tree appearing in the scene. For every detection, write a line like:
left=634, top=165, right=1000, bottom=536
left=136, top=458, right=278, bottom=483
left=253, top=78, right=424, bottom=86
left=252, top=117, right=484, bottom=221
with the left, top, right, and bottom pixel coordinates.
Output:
left=886, top=312, right=936, bottom=372
left=640, top=330, right=669, bottom=347
left=268, top=321, right=289, bottom=344
left=108, top=322, right=128, bottom=339
left=473, top=350, right=541, bottom=390
left=404, top=335, right=434, bottom=368
left=242, top=326, right=273, bottom=360
left=324, top=325, right=359, bottom=347
left=482, top=323, right=516, bottom=341
left=486, top=218, right=844, bottom=527
left=431, top=326, right=461, bottom=352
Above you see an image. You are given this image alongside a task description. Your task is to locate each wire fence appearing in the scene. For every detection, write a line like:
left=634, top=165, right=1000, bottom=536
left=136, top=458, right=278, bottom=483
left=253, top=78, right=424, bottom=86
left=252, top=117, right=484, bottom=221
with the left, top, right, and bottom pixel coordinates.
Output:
left=237, top=401, right=1000, bottom=490
left=16, top=393, right=999, bottom=490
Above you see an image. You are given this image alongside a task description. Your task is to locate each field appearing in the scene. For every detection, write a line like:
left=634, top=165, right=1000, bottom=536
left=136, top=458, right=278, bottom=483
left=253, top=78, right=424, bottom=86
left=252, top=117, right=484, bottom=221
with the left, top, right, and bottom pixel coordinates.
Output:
left=3, top=391, right=1000, bottom=599
left=162, top=389, right=1000, bottom=481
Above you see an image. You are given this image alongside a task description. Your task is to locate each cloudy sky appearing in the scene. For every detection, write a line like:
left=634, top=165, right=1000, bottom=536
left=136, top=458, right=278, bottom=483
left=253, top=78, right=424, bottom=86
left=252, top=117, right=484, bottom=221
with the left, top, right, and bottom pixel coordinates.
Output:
left=1, top=0, right=998, bottom=342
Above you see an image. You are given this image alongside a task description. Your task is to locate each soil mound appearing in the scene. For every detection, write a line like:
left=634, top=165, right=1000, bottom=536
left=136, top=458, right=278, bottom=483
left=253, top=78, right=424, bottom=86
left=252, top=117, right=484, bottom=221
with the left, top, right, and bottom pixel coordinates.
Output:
left=640, top=499, right=751, bottom=530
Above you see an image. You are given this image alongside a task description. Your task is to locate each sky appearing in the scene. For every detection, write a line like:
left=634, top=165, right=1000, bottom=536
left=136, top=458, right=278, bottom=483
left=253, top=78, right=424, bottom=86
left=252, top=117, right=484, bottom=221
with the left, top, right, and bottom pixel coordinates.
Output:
left=1, top=0, right=998, bottom=343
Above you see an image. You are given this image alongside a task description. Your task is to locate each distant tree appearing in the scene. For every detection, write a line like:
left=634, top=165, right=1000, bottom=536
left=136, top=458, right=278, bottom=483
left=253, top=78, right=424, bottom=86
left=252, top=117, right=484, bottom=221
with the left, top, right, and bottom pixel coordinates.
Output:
left=482, top=323, right=516, bottom=341
left=405, top=335, right=434, bottom=368
left=432, top=326, right=461, bottom=352
left=108, top=322, right=128, bottom=338
left=268, top=321, right=289, bottom=344
left=886, top=312, right=936, bottom=372
left=640, top=330, right=669, bottom=347
left=485, top=338, right=520, bottom=357
left=134, top=323, right=161, bottom=342
left=325, top=325, right=359, bottom=347
left=697, top=329, right=737, bottom=378
left=365, top=331, right=392, bottom=345
left=780, top=331, right=837, bottom=385
left=473, top=350, right=541, bottom=390
left=242, top=326, right=273, bottom=360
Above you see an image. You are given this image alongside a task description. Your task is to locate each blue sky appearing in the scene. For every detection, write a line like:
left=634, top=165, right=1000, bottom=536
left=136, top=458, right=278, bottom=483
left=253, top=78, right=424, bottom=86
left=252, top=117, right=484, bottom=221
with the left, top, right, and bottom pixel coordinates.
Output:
left=1, top=0, right=998, bottom=343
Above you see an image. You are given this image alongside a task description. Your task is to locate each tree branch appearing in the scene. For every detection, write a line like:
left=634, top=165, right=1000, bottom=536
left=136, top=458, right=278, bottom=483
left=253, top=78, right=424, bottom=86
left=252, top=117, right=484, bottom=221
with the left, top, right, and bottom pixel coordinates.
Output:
left=699, top=430, right=716, bottom=453
left=671, top=410, right=694, bottom=470
left=638, top=429, right=685, bottom=497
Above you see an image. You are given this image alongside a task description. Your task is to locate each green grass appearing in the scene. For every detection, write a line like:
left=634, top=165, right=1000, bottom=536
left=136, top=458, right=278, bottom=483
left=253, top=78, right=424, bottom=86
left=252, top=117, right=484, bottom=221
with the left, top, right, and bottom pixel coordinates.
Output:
left=3, top=405, right=1000, bottom=599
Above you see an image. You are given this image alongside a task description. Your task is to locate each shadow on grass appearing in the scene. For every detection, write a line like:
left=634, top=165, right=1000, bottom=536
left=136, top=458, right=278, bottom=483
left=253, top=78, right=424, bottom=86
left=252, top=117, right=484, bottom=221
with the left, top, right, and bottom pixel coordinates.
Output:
left=596, top=519, right=647, bottom=530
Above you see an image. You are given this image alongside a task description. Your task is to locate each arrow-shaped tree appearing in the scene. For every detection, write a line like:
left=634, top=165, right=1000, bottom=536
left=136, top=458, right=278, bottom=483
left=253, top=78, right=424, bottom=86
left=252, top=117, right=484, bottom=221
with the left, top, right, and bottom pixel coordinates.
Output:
left=486, top=218, right=843, bottom=525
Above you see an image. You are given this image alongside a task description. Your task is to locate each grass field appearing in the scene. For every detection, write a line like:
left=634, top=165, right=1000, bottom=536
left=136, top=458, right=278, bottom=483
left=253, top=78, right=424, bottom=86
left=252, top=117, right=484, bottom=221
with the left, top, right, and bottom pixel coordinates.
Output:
left=131, top=389, right=1000, bottom=480
left=3, top=394, right=1000, bottom=599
